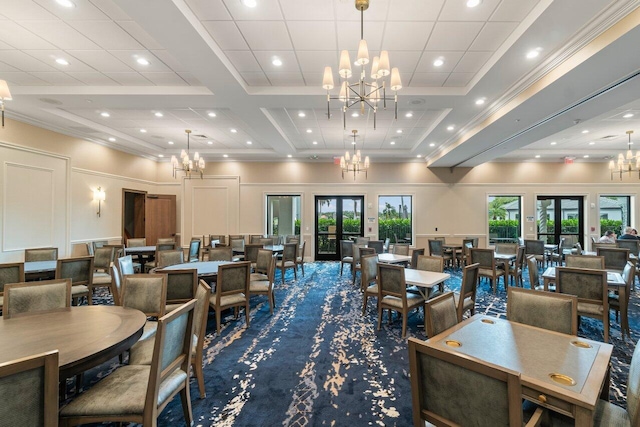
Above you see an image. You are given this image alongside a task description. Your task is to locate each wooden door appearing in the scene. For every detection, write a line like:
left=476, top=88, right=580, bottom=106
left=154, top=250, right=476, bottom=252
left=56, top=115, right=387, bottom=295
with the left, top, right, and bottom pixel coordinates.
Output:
left=145, top=194, right=176, bottom=246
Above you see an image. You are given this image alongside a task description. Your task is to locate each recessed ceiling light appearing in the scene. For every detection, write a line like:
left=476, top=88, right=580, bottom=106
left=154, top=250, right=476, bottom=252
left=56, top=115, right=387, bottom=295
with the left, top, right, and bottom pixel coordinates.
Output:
left=136, top=58, right=150, bottom=66
left=416, top=155, right=422, bottom=158
left=168, top=141, right=174, bottom=145
left=208, top=112, right=216, bottom=117
left=535, top=155, right=541, bottom=158
left=466, top=0, right=481, bottom=8
left=154, top=112, right=163, bottom=117
left=272, top=57, right=283, bottom=67
left=429, top=143, right=435, bottom=147
left=312, top=141, right=318, bottom=145
left=390, top=141, right=396, bottom=145
left=351, top=112, right=359, bottom=117
left=246, top=141, right=252, bottom=145
left=55, top=58, right=69, bottom=66
left=433, top=58, right=444, bottom=67
left=223, top=154, right=228, bottom=158
left=56, top=0, right=75, bottom=7
left=241, top=0, right=257, bottom=7
left=108, top=137, right=116, bottom=142
left=526, top=48, right=541, bottom=59
left=475, top=98, right=485, bottom=105
left=140, top=129, right=147, bottom=133
left=550, top=141, right=557, bottom=145
left=405, top=112, right=413, bottom=118
left=230, top=128, right=237, bottom=133
left=624, top=113, right=634, bottom=118
left=208, top=141, right=213, bottom=145
left=298, top=112, right=306, bottom=118
left=158, top=154, right=164, bottom=158
left=589, top=142, right=595, bottom=145
left=582, top=130, right=589, bottom=134
left=583, top=155, right=589, bottom=158
left=396, top=129, right=403, bottom=133
left=447, top=125, right=454, bottom=131
left=100, top=112, right=110, bottom=117
left=306, top=129, right=312, bottom=133
left=287, top=154, right=292, bottom=158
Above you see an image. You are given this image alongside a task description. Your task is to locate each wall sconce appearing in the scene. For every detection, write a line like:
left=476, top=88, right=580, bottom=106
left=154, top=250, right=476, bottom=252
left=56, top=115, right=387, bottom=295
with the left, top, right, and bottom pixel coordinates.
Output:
left=93, top=187, right=106, bottom=217
left=0, top=80, right=12, bottom=128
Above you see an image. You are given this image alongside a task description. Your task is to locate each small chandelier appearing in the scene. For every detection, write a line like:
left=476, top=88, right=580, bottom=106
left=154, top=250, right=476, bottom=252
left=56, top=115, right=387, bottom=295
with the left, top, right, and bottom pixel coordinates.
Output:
left=322, top=0, right=402, bottom=130
left=340, top=130, right=370, bottom=180
left=171, top=129, right=205, bottom=179
left=609, top=130, right=640, bottom=180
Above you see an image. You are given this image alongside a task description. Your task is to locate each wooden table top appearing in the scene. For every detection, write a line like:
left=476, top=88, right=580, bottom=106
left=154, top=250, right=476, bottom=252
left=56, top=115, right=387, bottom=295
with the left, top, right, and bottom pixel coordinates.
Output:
left=159, top=260, right=234, bottom=276
left=0, top=305, right=146, bottom=379
left=428, top=315, right=612, bottom=414
left=404, top=269, right=450, bottom=288
left=378, top=253, right=412, bottom=264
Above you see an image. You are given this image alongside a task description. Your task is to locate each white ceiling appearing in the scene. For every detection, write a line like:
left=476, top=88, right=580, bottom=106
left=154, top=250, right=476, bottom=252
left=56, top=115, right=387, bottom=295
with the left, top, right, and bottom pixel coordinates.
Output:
left=0, top=0, right=639, bottom=167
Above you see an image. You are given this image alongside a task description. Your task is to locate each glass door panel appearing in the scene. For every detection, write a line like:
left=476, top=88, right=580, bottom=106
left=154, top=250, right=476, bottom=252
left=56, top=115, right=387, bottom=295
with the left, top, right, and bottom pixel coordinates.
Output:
left=315, top=196, right=364, bottom=261
left=537, top=196, right=583, bottom=247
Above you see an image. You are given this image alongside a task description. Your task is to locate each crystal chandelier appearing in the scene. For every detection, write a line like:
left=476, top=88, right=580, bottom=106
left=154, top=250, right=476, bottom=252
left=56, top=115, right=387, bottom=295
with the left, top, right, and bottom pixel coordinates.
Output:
left=340, top=130, right=370, bottom=180
left=322, top=0, right=402, bottom=130
left=609, top=130, right=640, bottom=180
left=171, top=129, right=205, bottom=179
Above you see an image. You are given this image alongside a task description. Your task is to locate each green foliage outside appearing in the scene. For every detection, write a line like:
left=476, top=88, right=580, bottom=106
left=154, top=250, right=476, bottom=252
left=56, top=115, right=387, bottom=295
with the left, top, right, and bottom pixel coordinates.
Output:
left=294, top=219, right=300, bottom=236
left=599, top=219, right=624, bottom=236
left=488, top=196, right=518, bottom=220
left=379, top=218, right=411, bottom=241
left=488, top=219, right=520, bottom=239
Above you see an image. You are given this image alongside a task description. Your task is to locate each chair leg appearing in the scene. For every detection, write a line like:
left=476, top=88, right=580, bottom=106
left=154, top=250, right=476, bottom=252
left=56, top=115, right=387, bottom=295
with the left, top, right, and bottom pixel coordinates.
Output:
left=402, top=312, right=407, bottom=338
left=194, top=360, right=206, bottom=398
left=293, top=266, right=297, bottom=281
left=377, top=305, right=383, bottom=331
left=180, top=386, right=194, bottom=426
left=245, top=302, right=250, bottom=328
left=604, top=315, right=609, bottom=343
left=362, top=294, right=368, bottom=315
left=216, top=309, right=221, bottom=334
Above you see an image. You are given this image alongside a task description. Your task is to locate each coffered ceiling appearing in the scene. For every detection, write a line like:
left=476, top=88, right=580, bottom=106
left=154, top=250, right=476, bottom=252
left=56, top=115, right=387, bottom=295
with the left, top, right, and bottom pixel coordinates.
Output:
left=1, top=0, right=639, bottom=168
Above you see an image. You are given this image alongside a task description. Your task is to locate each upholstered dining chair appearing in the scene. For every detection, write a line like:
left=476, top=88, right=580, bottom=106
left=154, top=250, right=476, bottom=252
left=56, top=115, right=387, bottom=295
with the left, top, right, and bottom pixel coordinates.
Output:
left=278, top=243, right=297, bottom=284
left=556, top=266, right=609, bottom=342
left=156, top=238, right=176, bottom=244
left=230, top=237, right=245, bottom=255
left=427, top=240, right=452, bottom=267
left=56, top=256, right=94, bottom=305
left=121, top=274, right=167, bottom=341
left=258, top=237, right=274, bottom=246
left=597, top=247, right=629, bottom=274
left=209, top=261, right=251, bottom=334
left=377, top=262, right=424, bottom=337
left=144, top=242, right=178, bottom=272
left=409, top=248, right=425, bottom=269
left=249, top=253, right=276, bottom=314
left=424, top=292, right=458, bottom=338
left=368, top=240, right=384, bottom=254
left=360, top=253, right=378, bottom=315
left=90, top=240, right=108, bottom=256
left=407, top=338, right=544, bottom=427
left=470, top=248, right=505, bottom=294
left=209, top=234, right=226, bottom=247
left=352, top=246, right=375, bottom=285
left=616, top=238, right=640, bottom=256
left=0, top=262, right=24, bottom=310
left=295, top=241, right=306, bottom=276
left=162, top=269, right=197, bottom=314
left=3, top=278, right=72, bottom=319
left=0, top=350, right=59, bottom=426
left=526, top=255, right=545, bottom=291
left=92, top=246, right=115, bottom=297
left=414, top=255, right=445, bottom=299
left=455, top=263, right=479, bottom=322
left=609, top=261, right=635, bottom=340
left=156, top=249, right=184, bottom=269
left=249, top=234, right=263, bottom=243
left=524, top=239, right=545, bottom=267
left=244, top=243, right=262, bottom=269
left=382, top=237, right=390, bottom=253
left=507, top=245, right=526, bottom=287
left=109, top=264, right=122, bottom=305
left=392, top=243, right=410, bottom=256
left=356, top=236, right=370, bottom=245
left=24, top=247, right=58, bottom=262
left=188, top=239, right=201, bottom=262
left=251, top=249, right=273, bottom=281
left=340, top=240, right=354, bottom=276
left=507, top=287, right=578, bottom=335
left=59, top=300, right=196, bottom=427
left=564, top=254, right=604, bottom=269
left=126, top=238, right=146, bottom=247
left=207, top=246, right=233, bottom=261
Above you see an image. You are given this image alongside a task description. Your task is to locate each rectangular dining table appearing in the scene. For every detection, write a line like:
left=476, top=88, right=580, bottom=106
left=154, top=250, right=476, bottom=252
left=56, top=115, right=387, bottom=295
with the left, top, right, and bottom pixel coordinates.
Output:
left=24, top=260, right=57, bottom=281
left=427, top=314, right=613, bottom=426
left=403, top=269, right=450, bottom=299
left=377, top=253, right=412, bottom=264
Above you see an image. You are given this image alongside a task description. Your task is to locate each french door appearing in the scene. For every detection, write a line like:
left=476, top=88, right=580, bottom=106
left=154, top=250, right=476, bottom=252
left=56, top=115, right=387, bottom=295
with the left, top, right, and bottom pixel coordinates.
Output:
left=536, top=196, right=583, bottom=247
left=315, top=196, right=364, bottom=261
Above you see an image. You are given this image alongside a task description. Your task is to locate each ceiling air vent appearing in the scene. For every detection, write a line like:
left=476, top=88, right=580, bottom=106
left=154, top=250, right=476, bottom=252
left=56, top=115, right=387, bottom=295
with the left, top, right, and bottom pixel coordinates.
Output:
left=193, top=134, right=208, bottom=139
left=599, top=135, right=618, bottom=140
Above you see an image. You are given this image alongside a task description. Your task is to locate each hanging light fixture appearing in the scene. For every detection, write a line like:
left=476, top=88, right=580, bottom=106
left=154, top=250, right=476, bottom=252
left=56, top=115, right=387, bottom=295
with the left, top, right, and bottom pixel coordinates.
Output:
left=171, top=129, right=205, bottom=179
left=609, top=130, right=640, bottom=180
left=322, top=0, right=401, bottom=130
left=340, top=129, right=370, bottom=180
left=0, top=80, right=12, bottom=128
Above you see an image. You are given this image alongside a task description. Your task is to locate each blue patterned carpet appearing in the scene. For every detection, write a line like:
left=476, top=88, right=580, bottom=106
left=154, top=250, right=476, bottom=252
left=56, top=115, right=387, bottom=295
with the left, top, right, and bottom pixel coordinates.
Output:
left=82, top=261, right=639, bottom=426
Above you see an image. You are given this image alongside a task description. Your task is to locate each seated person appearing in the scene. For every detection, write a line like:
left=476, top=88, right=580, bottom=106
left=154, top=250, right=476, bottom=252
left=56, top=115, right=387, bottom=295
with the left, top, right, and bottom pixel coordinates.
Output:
left=618, top=226, right=640, bottom=240
left=599, top=230, right=616, bottom=243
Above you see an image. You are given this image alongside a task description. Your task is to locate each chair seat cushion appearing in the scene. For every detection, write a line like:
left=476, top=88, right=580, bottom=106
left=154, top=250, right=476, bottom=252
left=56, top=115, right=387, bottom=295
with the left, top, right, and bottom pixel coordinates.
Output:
left=578, top=302, right=604, bottom=316
left=59, top=365, right=187, bottom=417
left=479, top=268, right=504, bottom=277
left=71, top=285, right=89, bottom=297
left=92, top=273, right=112, bottom=285
left=140, top=321, right=157, bottom=341
left=250, top=273, right=268, bottom=281
left=364, top=284, right=378, bottom=295
left=341, top=257, right=353, bottom=263
left=0, top=295, right=3, bottom=307
left=279, top=261, right=295, bottom=268
left=593, top=398, right=630, bottom=426
left=250, top=281, right=270, bottom=293
left=454, top=293, right=473, bottom=311
left=165, top=303, right=183, bottom=313
left=381, top=293, right=424, bottom=310
left=130, top=334, right=197, bottom=366
left=212, top=294, right=246, bottom=307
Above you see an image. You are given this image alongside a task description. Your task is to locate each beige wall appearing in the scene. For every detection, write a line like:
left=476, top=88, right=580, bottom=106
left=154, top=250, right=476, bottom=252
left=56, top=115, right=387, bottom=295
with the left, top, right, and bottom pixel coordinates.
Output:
left=2, top=117, right=638, bottom=262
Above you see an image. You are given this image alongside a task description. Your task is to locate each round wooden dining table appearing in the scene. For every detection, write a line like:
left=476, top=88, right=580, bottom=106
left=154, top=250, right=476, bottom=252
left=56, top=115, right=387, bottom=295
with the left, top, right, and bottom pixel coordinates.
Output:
left=0, top=305, right=146, bottom=379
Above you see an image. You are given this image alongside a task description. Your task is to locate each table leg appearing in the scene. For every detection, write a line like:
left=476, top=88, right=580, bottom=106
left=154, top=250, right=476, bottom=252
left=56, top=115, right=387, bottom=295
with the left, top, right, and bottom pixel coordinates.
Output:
left=620, top=287, right=629, bottom=339
left=574, top=406, right=595, bottom=427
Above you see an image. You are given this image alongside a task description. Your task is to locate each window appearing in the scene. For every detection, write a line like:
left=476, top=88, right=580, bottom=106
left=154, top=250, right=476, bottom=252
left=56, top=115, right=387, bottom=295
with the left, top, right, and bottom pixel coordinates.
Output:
left=599, top=195, right=631, bottom=236
left=266, top=195, right=301, bottom=238
left=488, top=196, right=521, bottom=244
left=378, top=195, right=412, bottom=242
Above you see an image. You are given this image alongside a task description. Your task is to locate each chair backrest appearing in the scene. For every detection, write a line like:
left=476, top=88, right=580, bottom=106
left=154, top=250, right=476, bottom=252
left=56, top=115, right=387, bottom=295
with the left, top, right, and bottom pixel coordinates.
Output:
left=393, top=243, right=410, bottom=255
left=524, top=239, right=544, bottom=256
left=104, top=244, right=125, bottom=259
left=573, top=242, right=583, bottom=255
left=461, top=238, right=475, bottom=250
left=24, top=248, right=58, bottom=262
left=565, top=254, right=605, bottom=269
left=110, top=264, right=122, bottom=305
left=267, top=234, right=281, bottom=245
left=244, top=243, right=262, bottom=263
left=188, top=239, right=201, bottom=262
left=207, top=246, right=233, bottom=261
left=230, top=238, right=245, bottom=252
left=416, top=255, right=444, bottom=273
left=56, top=256, right=94, bottom=287
left=157, top=238, right=176, bottom=244
left=4, top=279, right=71, bottom=319
left=250, top=235, right=263, bottom=243
left=597, top=247, right=630, bottom=270
left=368, top=240, right=384, bottom=254
left=408, top=337, right=524, bottom=427
left=556, top=267, right=607, bottom=310
left=157, top=250, right=184, bottom=268
left=282, top=243, right=297, bottom=262
left=91, top=240, right=108, bottom=255
left=93, top=246, right=115, bottom=270
left=526, top=255, right=540, bottom=288
left=0, top=350, right=59, bottom=426
left=507, top=287, right=577, bottom=335
left=121, top=274, right=167, bottom=317
left=617, top=239, right=640, bottom=256
left=286, top=235, right=300, bottom=243
left=622, top=261, right=636, bottom=305
left=427, top=239, right=443, bottom=257
left=163, top=269, right=197, bottom=304
left=424, top=292, right=458, bottom=337
left=410, top=248, right=425, bottom=269
left=209, top=234, right=226, bottom=247
left=257, top=237, right=273, bottom=246
left=255, top=249, right=274, bottom=274
left=383, top=237, right=390, bottom=253
left=117, top=255, right=135, bottom=276
left=146, top=300, right=195, bottom=419
left=495, top=243, right=518, bottom=255
left=356, top=236, right=370, bottom=245
left=216, top=261, right=250, bottom=299
left=469, top=248, right=494, bottom=269
left=156, top=242, right=176, bottom=252
left=514, top=245, right=525, bottom=269
left=359, top=247, right=376, bottom=258
left=377, top=262, right=406, bottom=298
left=194, top=280, right=212, bottom=340
left=360, top=253, right=378, bottom=289
left=340, top=240, right=353, bottom=258
left=0, top=262, right=25, bottom=294
left=127, top=238, right=146, bottom=247
left=458, top=263, right=479, bottom=320
left=297, top=241, right=306, bottom=260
